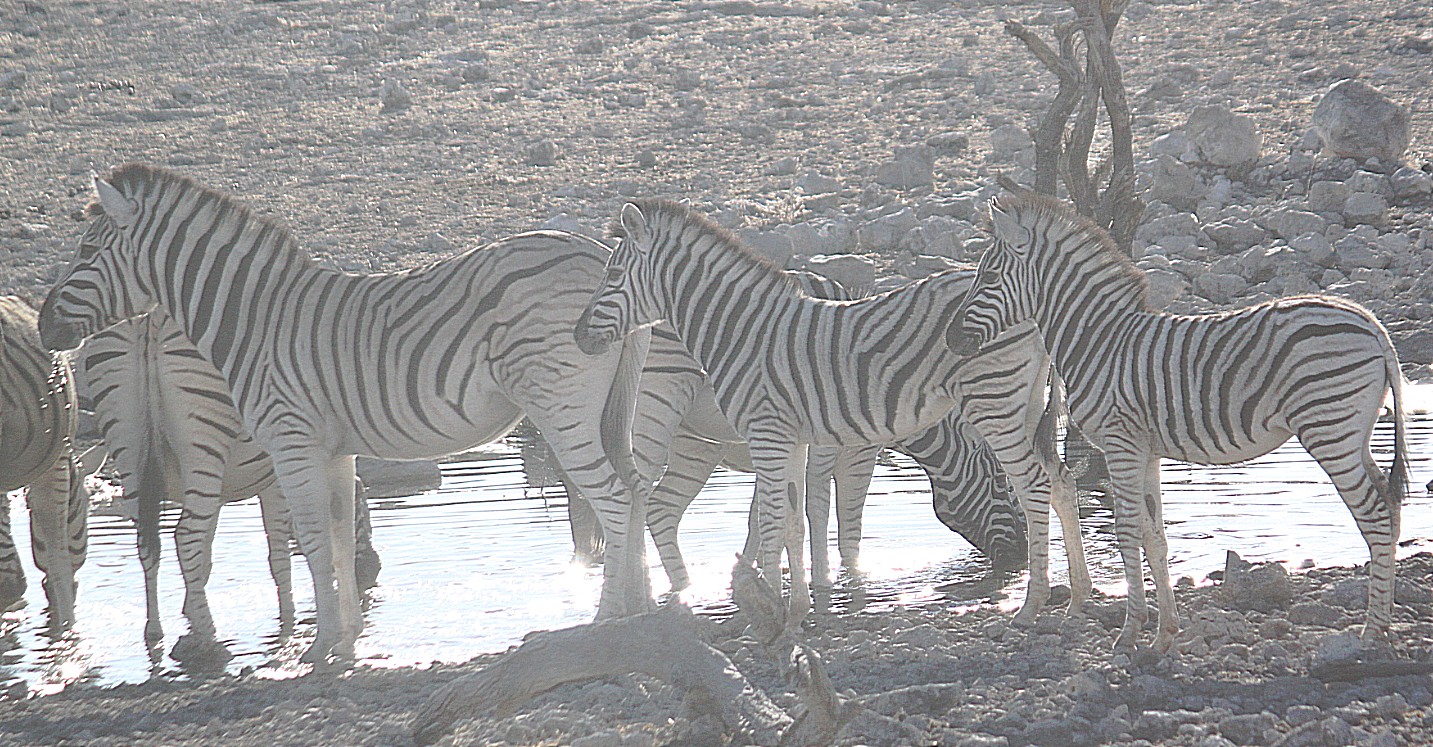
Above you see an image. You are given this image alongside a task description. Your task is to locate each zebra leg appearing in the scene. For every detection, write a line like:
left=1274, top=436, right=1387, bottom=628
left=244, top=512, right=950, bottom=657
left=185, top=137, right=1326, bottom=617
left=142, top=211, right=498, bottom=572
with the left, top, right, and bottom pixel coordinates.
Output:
left=831, top=445, right=879, bottom=578
left=564, top=479, right=605, bottom=567
left=647, top=434, right=724, bottom=592
left=0, top=495, right=24, bottom=612
left=171, top=494, right=229, bottom=663
left=804, top=446, right=838, bottom=588
left=1104, top=447, right=1155, bottom=651
left=1301, top=425, right=1400, bottom=639
left=1135, top=459, right=1179, bottom=652
left=748, top=439, right=810, bottom=630
left=270, top=449, right=362, bottom=663
left=255, top=486, right=296, bottom=630
left=353, top=477, right=381, bottom=591
left=26, top=455, right=81, bottom=631
left=1049, top=459, right=1091, bottom=616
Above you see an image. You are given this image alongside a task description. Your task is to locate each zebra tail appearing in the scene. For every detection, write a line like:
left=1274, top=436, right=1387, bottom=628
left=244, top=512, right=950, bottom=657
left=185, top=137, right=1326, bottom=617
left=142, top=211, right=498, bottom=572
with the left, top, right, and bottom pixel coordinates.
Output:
left=1036, top=369, right=1066, bottom=467
left=134, top=446, right=165, bottom=575
left=599, top=327, right=652, bottom=496
left=1385, top=351, right=1409, bottom=507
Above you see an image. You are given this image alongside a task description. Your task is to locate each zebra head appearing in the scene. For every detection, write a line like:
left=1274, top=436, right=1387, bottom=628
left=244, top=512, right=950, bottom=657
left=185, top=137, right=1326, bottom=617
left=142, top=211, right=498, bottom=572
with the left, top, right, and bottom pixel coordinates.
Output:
left=945, top=199, right=1037, bottom=357
left=39, top=183, right=156, bottom=352
left=574, top=202, right=664, bottom=356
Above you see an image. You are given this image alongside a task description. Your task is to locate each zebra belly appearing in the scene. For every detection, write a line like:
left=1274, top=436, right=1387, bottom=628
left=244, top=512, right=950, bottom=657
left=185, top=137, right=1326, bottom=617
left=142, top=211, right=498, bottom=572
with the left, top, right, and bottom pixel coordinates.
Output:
left=338, top=393, right=525, bottom=461
left=1153, top=424, right=1297, bottom=466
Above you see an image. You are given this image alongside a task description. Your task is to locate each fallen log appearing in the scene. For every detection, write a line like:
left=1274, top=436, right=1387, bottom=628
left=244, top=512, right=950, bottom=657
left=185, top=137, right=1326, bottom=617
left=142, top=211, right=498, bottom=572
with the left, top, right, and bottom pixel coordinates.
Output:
left=410, top=601, right=791, bottom=745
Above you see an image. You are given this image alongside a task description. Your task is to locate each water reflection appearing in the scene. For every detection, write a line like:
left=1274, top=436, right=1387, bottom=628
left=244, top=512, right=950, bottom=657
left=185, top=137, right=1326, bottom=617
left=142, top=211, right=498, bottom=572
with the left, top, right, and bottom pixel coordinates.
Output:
left=1, top=414, right=1430, bottom=693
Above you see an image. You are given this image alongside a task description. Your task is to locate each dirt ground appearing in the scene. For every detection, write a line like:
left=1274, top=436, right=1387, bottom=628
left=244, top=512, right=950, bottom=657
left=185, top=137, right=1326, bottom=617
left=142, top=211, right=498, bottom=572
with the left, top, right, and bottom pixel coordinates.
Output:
left=2, top=0, right=1432, bottom=745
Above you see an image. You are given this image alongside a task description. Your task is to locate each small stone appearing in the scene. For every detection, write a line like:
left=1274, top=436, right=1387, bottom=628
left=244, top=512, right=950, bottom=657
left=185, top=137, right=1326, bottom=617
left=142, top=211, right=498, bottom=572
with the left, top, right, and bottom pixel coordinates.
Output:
left=1309, top=79, right=1411, bottom=164
left=1287, top=601, right=1344, bottom=627
left=927, top=131, right=969, bottom=155
left=797, top=173, right=843, bottom=195
left=1146, top=155, right=1207, bottom=209
left=525, top=139, right=558, bottom=166
left=379, top=79, right=412, bottom=112
left=874, top=146, right=934, bottom=190
left=171, top=82, right=203, bottom=105
left=989, top=123, right=1033, bottom=158
left=0, top=70, right=24, bottom=90
left=1144, top=269, right=1188, bottom=309
left=1307, top=181, right=1351, bottom=213
left=627, top=21, right=656, bottom=39
left=764, top=157, right=798, bottom=176
left=1289, top=232, right=1336, bottom=267
left=1389, top=167, right=1433, bottom=199
left=1261, top=209, right=1328, bottom=242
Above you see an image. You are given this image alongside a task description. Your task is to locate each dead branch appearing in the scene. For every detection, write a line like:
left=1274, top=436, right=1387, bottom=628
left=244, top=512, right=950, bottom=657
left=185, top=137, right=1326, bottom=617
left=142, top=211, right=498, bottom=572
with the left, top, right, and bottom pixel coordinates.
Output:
left=410, top=602, right=791, bottom=745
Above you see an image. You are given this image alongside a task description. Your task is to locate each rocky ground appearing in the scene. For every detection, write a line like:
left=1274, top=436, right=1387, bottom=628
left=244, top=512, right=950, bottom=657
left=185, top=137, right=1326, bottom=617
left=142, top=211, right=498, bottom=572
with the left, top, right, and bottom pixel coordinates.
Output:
left=4, top=553, right=1433, bottom=747
left=2, top=0, right=1432, bottom=744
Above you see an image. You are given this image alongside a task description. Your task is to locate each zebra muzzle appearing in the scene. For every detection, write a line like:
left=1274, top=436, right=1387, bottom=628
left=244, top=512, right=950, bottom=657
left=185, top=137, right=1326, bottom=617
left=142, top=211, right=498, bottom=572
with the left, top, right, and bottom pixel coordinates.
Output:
left=38, top=315, right=83, bottom=352
left=944, top=321, right=980, bottom=357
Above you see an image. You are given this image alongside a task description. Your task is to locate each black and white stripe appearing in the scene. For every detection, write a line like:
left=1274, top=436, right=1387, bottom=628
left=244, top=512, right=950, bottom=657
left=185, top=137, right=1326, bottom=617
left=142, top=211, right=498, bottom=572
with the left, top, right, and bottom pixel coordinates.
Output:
left=575, top=199, right=1083, bottom=626
left=0, top=295, right=86, bottom=626
left=949, top=192, right=1409, bottom=651
left=77, top=306, right=380, bottom=661
left=40, top=164, right=652, bottom=662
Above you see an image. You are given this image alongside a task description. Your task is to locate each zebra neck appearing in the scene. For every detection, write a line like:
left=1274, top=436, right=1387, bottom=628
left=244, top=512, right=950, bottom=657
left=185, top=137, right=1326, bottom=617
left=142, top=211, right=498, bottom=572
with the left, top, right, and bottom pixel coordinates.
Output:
left=660, top=257, right=802, bottom=384
left=1033, top=263, right=1148, bottom=391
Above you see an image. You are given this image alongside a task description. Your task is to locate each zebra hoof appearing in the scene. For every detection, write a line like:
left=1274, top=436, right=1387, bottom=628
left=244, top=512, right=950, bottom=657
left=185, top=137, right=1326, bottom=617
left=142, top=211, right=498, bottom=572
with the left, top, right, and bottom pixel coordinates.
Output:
left=171, top=633, right=232, bottom=668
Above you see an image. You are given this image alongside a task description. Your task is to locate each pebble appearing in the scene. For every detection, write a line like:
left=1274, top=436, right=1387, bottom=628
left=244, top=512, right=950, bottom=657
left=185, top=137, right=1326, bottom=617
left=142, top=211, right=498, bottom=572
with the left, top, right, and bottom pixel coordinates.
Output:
left=525, top=139, right=559, bottom=166
left=379, top=79, right=412, bottom=112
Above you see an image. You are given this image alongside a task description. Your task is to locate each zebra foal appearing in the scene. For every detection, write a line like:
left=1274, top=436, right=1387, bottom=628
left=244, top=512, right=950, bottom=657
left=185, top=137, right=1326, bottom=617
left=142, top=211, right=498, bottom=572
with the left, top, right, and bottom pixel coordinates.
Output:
left=76, top=305, right=380, bottom=662
left=0, top=296, right=87, bottom=626
left=40, top=164, right=651, bottom=662
left=948, top=192, right=1408, bottom=651
left=575, top=199, right=1084, bottom=628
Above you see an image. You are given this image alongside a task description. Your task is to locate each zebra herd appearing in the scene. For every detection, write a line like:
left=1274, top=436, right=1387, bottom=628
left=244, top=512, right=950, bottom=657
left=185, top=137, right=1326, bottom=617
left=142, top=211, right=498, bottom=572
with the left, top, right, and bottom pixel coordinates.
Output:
left=0, top=161, right=1408, bottom=668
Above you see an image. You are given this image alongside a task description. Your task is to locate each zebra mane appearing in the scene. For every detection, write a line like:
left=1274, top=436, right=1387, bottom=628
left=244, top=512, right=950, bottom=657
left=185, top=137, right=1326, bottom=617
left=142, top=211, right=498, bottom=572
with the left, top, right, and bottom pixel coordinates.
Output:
left=990, top=191, right=1151, bottom=311
left=612, top=198, right=801, bottom=294
left=103, top=163, right=317, bottom=269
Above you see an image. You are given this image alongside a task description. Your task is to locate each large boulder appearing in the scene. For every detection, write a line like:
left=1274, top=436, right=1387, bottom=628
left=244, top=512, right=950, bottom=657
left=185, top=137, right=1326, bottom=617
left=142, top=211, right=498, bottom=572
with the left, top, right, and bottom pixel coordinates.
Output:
left=1309, top=79, right=1411, bottom=164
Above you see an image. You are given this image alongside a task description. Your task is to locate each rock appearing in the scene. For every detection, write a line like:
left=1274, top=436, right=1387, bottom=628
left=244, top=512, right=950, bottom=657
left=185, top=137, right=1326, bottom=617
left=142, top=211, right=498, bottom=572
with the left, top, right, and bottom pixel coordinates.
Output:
left=1151, top=130, right=1198, bottom=161
left=1220, top=551, right=1292, bottom=612
left=1194, top=273, right=1248, bottom=305
left=1237, top=245, right=1296, bottom=285
left=379, top=79, right=412, bottom=112
left=1144, top=269, right=1188, bottom=309
left=1333, top=233, right=1389, bottom=271
left=1394, top=330, right=1433, bottom=366
left=1307, top=181, right=1350, bottom=213
left=763, top=157, right=797, bottom=176
left=802, top=254, right=876, bottom=291
left=737, top=228, right=796, bottom=266
left=1261, top=209, right=1328, bottom=242
left=1309, top=79, right=1411, bottom=164
left=858, top=208, right=918, bottom=251
left=1184, top=105, right=1262, bottom=167
left=1204, top=218, right=1266, bottom=253
left=1271, top=716, right=1354, bottom=747
left=525, top=139, right=559, bottom=167
left=1289, top=232, right=1336, bottom=267
left=797, top=172, right=843, bottom=195
left=875, top=145, right=934, bottom=190
left=1309, top=631, right=1367, bottom=669
left=1146, top=155, right=1208, bottom=209
left=356, top=457, right=441, bottom=498
left=0, top=70, right=24, bottom=90
left=1323, top=577, right=1433, bottom=608
left=782, top=220, right=855, bottom=257
left=896, top=253, right=963, bottom=279
left=1136, top=212, right=1201, bottom=245
left=989, top=123, right=1033, bottom=158
left=1287, top=601, right=1344, bottom=627
left=1389, top=167, right=1433, bottom=199
left=926, top=131, right=969, bottom=156
left=1341, top=192, right=1387, bottom=225
left=1284, top=705, right=1323, bottom=727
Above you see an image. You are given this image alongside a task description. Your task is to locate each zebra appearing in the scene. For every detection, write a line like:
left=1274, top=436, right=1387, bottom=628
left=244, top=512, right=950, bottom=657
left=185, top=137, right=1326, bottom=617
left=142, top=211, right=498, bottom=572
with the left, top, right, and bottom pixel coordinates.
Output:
left=39, top=164, right=652, bottom=663
left=574, top=199, right=1085, bottom=628
left=0, top=295, right=87, bottom=627
left=632, top=273, right=1028, bottom=593
left=946, top=192, right=1408, bottom=651
left=75, top=305, right=381, bottom=663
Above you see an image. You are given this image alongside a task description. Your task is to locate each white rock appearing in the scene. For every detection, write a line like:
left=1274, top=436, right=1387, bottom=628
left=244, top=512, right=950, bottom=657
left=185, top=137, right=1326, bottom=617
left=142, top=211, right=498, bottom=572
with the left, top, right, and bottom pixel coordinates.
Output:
left=1341, top=192, right=1388, bottom=225
left=1309, top=79, right=1411, bottom=164
left=1289, top=232, right=1336, bottom=267
left=1307, top=181, right=1350, bottom=213
left=802, top=254, right=876, bottom=291
left=1184, top=105, right=1262, bottom=167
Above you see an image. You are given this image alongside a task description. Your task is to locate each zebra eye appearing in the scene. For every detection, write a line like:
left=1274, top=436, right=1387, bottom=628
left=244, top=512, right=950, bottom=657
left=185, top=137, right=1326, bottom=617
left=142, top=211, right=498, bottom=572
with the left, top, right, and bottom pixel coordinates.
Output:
left=978, top=268, right=1000, bottom=285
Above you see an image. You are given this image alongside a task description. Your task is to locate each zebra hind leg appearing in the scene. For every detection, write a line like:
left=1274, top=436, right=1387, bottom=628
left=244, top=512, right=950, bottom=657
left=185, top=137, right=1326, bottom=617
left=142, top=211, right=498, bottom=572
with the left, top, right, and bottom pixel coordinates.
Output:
left=255, top=486, right=296, bottom=631
left=170, top=497, right=232, bottom=665
left=1104, top=449, right=1155, bottom=651
left=1301, top=425, right=1400, bottom=640
left=646, top=434, right=724, bottom=593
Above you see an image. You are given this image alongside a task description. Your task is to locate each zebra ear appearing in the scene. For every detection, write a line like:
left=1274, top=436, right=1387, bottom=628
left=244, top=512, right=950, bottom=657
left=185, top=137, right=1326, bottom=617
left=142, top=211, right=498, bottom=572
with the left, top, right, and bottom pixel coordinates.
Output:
left=988, top=202, right=1031, bottom=255
left=619, top=202, right=648, bottom=252
left=93, top=175, right=138, bottom=229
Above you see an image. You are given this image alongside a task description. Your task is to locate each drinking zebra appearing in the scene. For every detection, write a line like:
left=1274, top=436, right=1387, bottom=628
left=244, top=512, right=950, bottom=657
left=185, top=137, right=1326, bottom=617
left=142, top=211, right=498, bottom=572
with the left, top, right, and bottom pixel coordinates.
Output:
left=0, top=295, right=87, bottom=626
left=948, top=192, right=1408, bottom=651
left=40, top=164, right=652, bottom=662
left=633, top=276, right=1028, bottom=593
left=75, top=305, right=381, bottom=662
left=574, top=199, right=1084, bottom=627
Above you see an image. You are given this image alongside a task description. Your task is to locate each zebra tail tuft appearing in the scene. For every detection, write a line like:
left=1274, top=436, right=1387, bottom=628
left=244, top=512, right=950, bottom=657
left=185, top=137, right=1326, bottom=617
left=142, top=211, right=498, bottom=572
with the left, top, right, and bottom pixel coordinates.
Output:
left=1385, top=355, right=1409, bottom=508
left=598, top=327, right=652, bottom=497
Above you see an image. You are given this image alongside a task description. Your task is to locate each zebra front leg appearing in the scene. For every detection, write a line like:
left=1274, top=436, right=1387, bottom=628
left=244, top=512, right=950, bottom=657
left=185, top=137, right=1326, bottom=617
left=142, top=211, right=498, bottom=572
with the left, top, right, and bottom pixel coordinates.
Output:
left=1049, top=461, right=1090, bottom=616
left=1134, top=459, right=1179, bottom=652
left=255, top=486, right=296, bottom=630
left=171, top=496, right=230, bottom=664
left=831, top=445, right=879, bottom=578
left=271, top=449, right=362, bottom=664
left=0, top=496, right=24, bottom=612
left=353, top=477, right=381, bottom=591
left=1105, top=448, right=1155, bottom=651
left=749, top=440, right=810, bottom=630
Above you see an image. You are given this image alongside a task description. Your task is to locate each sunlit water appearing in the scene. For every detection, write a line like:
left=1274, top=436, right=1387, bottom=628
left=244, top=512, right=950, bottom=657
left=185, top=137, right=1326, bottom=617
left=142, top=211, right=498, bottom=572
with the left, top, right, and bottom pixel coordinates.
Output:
left=3, top=390, right=1432, bottom=694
